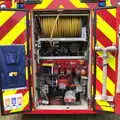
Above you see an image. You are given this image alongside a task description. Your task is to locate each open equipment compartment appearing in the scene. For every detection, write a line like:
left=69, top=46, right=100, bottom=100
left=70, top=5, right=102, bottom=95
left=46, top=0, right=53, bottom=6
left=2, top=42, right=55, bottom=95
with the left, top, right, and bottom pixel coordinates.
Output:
left=32, top=10, right=91, bottom=110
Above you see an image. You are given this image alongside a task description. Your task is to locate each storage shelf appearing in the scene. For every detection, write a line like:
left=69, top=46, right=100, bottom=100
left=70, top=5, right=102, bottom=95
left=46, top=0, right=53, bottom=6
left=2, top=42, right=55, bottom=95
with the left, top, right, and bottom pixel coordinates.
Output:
left=35, top=14, right=89, bottom=17
left=38, top=56, right=85, bottom=60
left=37, top=38, right=87, bottom=42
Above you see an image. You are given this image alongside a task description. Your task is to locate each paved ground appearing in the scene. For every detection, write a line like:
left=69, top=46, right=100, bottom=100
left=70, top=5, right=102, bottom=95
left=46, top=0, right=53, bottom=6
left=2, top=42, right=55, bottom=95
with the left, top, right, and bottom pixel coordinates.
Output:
left=1, top=113, right=120, bottom=120
left=22, top=113, right=120, bottom=120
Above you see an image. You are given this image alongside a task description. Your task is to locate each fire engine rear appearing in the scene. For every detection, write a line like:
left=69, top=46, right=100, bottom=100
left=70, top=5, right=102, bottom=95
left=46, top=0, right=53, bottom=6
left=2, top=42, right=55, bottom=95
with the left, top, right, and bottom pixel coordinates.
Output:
left=0, top=0, right=120, bottom=115
left=32, top=10, right=90, bottom=110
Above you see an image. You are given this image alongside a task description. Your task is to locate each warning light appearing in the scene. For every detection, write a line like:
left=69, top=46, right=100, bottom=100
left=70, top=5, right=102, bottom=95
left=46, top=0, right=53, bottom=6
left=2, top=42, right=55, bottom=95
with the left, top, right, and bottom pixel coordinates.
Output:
left=17, top=3, right=24, bottom=9
left=99, top=0, right=106, bottom=7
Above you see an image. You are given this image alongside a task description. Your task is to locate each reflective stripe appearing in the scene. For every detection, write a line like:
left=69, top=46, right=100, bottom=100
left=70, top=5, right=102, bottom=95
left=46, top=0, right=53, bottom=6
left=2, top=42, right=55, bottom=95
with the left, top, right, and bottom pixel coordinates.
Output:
left=0, top=11, right=15, bottom=27
left=0, top=17, right=26, bottom=45
left=70, top=0, right=89, bottom=8
left=34, top=0, right=53, bottom=9
left=97, top=15, right=116, bottom=43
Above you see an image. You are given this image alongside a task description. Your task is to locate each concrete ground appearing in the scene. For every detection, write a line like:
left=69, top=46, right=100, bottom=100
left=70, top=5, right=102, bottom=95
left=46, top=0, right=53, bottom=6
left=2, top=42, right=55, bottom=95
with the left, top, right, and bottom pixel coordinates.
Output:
left=22, top=113, right=120, bottom=120
left=1, top=113, right=120, bottom=120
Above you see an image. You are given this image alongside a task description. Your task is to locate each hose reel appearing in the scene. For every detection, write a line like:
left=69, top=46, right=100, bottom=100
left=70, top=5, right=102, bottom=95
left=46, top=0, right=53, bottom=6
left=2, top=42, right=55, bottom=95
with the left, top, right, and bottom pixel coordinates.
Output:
left=36, top=15, right=82, bottom=38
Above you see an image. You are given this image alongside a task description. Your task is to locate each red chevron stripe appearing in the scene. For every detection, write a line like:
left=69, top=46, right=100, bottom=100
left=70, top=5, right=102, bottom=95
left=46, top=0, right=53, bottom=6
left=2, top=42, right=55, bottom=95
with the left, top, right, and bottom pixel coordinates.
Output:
left=111, top=0, right=117, bottom=5
left=107, top=65, right=117, bottom=83
left=97, top=10, right=116, bottom=30
left=48, top=0, right=76, bottom=9
left=96, top=29, right=113, bottom=47
left=47, top=0, right=59, bottom=9
left=61, top=0, right=76, bottom=9
left=23, top=103, right=30, bottom=111
left=0, top=11, right=25, bottom=40
left=96, top=29, right=117, bottom=57
left=25, top=4, right=36, bottom=9
left=95, top=104, right=102, bottom=111
left=13, top=30, right=26, bottom=44
left=96, top=78, right=113, bottom=96
left=96, top=56, right=114, bottom=97
left=96, top=79, right=102, bottom=94
left=16, top=89, right=28, bottom=96
left=86, top=3, right=97, bottom=8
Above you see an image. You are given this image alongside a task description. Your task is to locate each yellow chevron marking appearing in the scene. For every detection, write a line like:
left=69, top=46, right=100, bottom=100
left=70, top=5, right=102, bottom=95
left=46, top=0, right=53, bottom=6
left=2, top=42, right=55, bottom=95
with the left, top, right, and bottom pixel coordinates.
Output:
left=26, top=67, right=28, bottom=81
left=96, top=40, right=104, bottom=49
left=96, top=91, right=114, bottom=112
left=30, top=65, right=32, bottom=75
left=0, top=11, right=15, bottom=27
left=96, top=66, right=115, bottom=96
left=0, top=16, right=26, bottom=45
left=0, top=1, right=4, bottom=4
left=107, top=52, right=116, bottom=71
left=107, top=9, right=116, bottom=18
left=96, top=41, right=116, bottom=71
left=97, top=15, right=116, bottom=43
left=42, top=63, right=54, bottom=67
left=59, top=5, right=64, bottom=9
left=24, top=41, right=27, bottom=54
left=70, top=0, right=89, bottom=8
left=3, top=90, right=17, bottom=96
left=34, top=0, right=53, bottom=9
left=92, top=63, right=94, bottom=75
left=96, top=40, right=104, bottom=57
left=91, top=86, right=94, bottom=96
left=10, top=91, right=29, bottom=113
left=106, top=0, right=112, bottom=7
left=11, top=0, right=17, bottom=8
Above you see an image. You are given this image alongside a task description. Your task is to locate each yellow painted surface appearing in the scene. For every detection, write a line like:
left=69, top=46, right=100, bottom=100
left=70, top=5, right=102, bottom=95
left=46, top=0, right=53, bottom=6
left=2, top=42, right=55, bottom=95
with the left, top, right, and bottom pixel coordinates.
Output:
left=96, top=66, right=115, bottom=96
left=106, top=0, right=112, bottom=6
left=33, top=0, right=53, bottom=9
left=70, top=0, right=89, bottom=8
left=96, top=91, right=114, bottom=112
left=59, top=5, right=64, bottom=9
left=96, top=41, right=116, bottom=71
left=97, top=15, right=116, bottom=43
left=107, top=9, right=116, bottom=17
left=0, top=16, right=26, bottom=45
left=0, top=11, right=15, bottom=27
left=10, top=92, right=29, bottom=113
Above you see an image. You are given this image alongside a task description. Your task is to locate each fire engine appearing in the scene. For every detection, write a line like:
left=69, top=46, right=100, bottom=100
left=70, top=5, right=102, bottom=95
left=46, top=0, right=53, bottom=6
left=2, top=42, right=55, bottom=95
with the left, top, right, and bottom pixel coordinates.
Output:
left=0, top=0, right=120, bottom=115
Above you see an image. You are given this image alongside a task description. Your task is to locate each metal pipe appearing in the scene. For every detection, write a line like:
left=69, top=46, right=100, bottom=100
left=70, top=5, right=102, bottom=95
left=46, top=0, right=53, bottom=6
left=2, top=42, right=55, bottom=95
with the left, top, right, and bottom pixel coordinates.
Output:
left=95, top=45, right=117, bottom=100
left=102, top=50, right=108, bottom=100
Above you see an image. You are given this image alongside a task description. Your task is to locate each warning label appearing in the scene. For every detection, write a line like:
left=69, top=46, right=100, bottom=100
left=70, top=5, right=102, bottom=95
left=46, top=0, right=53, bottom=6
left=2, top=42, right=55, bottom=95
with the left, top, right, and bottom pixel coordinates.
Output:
left=3, top=94, right=23, bottom=111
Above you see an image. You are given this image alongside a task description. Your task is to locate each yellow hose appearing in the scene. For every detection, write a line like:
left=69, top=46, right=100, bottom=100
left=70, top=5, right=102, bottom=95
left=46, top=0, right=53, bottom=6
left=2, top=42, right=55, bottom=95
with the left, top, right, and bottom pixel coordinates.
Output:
left=39, top=16, right=82, bottom=37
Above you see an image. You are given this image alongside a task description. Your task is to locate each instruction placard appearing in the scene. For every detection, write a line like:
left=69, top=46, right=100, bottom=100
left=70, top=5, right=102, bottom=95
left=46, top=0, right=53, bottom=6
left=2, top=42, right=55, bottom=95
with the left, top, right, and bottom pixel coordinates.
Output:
left=3, top=94, right=23, bottom=111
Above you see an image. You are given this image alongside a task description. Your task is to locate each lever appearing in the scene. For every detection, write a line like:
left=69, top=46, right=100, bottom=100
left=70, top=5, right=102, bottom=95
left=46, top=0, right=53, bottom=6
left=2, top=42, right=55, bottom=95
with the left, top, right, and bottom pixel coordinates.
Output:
left=95, top=45, right=117, bottom=100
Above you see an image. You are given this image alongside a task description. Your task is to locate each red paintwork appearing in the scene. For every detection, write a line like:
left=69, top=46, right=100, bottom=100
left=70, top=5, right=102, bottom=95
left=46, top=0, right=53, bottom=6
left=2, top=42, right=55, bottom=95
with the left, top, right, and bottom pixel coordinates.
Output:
left=1, top=0, right=120, bottom=115
left=26, top=110, right=98, bottom=114
left=115, top=7, right=120, bottom=114
left=115, top=94, right=120, bottom=114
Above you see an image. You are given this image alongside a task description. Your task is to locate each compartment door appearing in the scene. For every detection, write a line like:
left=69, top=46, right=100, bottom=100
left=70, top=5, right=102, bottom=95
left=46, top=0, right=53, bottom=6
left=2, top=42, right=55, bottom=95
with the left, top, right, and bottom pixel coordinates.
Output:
left=94, top=7, right=118, bottom=112
left=0, top=10, right=31, bottom=114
